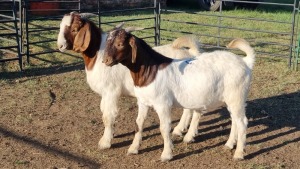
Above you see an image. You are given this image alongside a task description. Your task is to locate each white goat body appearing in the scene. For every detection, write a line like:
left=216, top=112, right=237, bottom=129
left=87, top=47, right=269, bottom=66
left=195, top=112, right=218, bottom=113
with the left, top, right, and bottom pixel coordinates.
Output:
left=103, top=29, right=255, bottom=161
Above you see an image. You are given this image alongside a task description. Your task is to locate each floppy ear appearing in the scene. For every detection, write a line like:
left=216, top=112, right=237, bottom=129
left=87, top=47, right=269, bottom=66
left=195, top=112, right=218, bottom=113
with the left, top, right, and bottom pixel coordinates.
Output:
left=73, top=23, right=91, bottom=52
left=129, top=36, right=137, bottom=63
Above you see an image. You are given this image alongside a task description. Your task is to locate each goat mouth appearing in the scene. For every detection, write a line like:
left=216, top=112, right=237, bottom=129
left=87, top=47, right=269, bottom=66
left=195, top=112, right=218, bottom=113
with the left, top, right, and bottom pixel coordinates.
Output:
left=105, top=60, right=118, bottom=67
left=58, top=48, right=67, bottom=52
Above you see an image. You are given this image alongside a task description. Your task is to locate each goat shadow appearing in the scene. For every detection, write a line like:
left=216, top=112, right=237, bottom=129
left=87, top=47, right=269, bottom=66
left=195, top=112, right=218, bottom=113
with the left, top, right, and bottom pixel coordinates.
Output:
left=172, top=91, right=300, bottom=160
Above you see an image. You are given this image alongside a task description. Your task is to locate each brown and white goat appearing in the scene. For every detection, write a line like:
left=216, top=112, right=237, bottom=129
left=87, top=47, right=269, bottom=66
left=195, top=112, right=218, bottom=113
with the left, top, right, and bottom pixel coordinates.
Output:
left=57, top=12, right=202, bottom=151
left=103, top=28, right=255, bottom=161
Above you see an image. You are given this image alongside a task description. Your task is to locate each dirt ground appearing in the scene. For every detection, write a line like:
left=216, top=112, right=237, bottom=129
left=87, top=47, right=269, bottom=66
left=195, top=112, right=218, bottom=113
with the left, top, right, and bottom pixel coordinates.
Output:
left=1, top=60, right=300, bottom=169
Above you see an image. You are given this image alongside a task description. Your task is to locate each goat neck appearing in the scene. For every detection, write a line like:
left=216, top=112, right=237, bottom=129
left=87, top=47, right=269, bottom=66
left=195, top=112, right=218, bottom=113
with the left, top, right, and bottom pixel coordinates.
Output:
left=81, top=21, right=102, bottom=70
left=123, top=36, right=173, bottom=87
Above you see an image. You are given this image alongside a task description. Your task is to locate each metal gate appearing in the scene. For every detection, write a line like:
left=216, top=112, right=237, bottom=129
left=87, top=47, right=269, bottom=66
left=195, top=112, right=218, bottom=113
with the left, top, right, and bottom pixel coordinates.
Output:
left=18, top=0, right=158, bottom=68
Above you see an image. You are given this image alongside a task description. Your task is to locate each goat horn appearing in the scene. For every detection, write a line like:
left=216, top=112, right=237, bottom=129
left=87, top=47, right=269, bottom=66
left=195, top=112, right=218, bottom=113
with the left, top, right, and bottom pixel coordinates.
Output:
left=79, top=13, right=98, bottom=18
left=115, top=22, right=125, bottom=29
left=124, top=27, right=144, bottom=33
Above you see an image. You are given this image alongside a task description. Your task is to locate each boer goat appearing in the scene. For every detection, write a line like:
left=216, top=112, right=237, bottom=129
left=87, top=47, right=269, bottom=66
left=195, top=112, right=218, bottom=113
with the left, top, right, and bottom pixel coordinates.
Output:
left=103, top=28, right=255, bottom=162
left=57, top=12, right=202, bottom=151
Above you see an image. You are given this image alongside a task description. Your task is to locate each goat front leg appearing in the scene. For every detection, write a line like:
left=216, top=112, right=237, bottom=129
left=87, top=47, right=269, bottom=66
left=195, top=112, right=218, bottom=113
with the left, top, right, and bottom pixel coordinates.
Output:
left=128, top=102, right=149, bottom=155
left=155, top=106, right=173, bottom=162
left=98, top=94, right=119, bottom=149
left=172, top=109, right=192, bottom=137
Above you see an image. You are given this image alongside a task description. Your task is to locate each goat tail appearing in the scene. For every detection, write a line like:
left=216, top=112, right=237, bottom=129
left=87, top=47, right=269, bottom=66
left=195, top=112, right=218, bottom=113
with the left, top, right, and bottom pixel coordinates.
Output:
left=172, top=35, right=201, bottom=56
left=227, top=38, right=256, bottom=69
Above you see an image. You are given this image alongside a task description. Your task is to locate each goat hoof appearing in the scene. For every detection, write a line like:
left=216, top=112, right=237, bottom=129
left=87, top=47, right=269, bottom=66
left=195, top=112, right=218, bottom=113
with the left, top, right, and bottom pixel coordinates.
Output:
left=233, top=151, right=244, bottom=160
left=224, top=142, right=235, bottom=150
left=127, top=149, right=138, bottom=155
left=172, top=128, right=183, bottom=137
left=160, top=154, right=173, bottom=162
left=183, top=135, right=195, bottom=143
left=98, top=139, right=111, bottom=150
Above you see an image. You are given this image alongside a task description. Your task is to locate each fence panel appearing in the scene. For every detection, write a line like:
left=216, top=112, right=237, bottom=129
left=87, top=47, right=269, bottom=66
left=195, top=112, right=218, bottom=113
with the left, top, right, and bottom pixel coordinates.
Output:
left=0, top=0, right=22, bottom=70
left=99, top=1, right=159, bottom=46
left=160, top=0, right=298, bottom=68
left=23, top=0, right=88, bottom=64
left=22, top=0, right=159, bottom=66
left=4, top=0, right=300, bottom=70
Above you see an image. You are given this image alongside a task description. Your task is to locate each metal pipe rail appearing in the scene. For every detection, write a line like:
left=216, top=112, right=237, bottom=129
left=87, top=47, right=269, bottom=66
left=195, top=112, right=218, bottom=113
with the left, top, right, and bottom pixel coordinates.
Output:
left=160, top=0, right=298, bottom=68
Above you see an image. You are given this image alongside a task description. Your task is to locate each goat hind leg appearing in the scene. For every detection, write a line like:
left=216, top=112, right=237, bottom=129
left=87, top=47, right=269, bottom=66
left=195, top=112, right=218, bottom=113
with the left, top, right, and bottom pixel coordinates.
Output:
left=233, top=116, right=247, bottom=160
left=173, top=109, right=192, bottom=137
left=183, top=110, right=203, bottom=143
left=226, top=104, right=248, bottom=160
left=225, top=115, right=237, bottom=150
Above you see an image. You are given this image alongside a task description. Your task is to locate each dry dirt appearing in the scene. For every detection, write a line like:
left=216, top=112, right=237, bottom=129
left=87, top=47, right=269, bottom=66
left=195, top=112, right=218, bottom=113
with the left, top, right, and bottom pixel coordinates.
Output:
left=0, top=60, right=300, bottom=169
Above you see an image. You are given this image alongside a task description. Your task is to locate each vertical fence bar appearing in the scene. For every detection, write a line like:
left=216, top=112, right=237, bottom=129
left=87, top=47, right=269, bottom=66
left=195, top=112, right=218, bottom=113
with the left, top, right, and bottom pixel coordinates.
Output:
left=294, top=2, right=300, bottom=70
left=217, top=0, right=223, bottom=47
left=154, top=0, right=158, bottom=46
left=158, top=1, right=161, bottom=46
left=24, top=0, right=30, bottom=63
left=18, top=0, right=23, bottom=56
left=289, top=0, right=297, bottom=68
left=13, top=0, right=22, bottom=70
left=98, top=0, right=101, bottom=28
left=79, top=0, right=81, bottom=13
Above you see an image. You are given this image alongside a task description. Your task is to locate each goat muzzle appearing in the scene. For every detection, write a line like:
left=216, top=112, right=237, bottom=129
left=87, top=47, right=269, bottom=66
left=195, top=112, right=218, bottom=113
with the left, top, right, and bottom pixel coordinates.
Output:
left=102, top=56, right=116, bottom=67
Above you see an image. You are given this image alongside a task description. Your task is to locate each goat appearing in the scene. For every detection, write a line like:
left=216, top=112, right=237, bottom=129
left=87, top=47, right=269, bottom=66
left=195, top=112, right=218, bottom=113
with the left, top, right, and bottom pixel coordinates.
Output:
left=103, top=28, right=255, bottom=162
left=57, top=12, right=202, bottom=150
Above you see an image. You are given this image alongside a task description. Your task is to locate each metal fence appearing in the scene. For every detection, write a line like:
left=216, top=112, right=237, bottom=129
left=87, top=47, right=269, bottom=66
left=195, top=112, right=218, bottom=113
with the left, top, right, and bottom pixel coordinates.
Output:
left=0, top=0, right=22, bottom=70
left=23, top=0, right=93, bottom=64
left=9, top=0, right=158, bottom=68
left=1, top=0, right=300, bottom=70
left=159, top=0, right=299, bottom=69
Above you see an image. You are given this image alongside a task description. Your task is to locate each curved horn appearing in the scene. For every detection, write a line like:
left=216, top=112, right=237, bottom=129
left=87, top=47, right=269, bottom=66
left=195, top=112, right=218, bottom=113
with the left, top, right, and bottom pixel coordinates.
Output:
left=115, top=22, right=125, bottom=29
left=124, top=27, right=144, bottom=33
left=79, top=13, right=98, bottom=18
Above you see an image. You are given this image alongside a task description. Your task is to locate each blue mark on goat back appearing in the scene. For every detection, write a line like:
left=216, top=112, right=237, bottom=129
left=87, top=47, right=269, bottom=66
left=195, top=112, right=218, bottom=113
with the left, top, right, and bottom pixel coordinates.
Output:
left=179, top=58, right=195, bottom=73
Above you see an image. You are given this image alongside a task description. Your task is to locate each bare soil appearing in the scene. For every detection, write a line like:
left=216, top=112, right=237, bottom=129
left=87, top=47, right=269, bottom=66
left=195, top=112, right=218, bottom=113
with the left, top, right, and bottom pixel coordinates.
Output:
left=1, top=60, right=300, bottom=169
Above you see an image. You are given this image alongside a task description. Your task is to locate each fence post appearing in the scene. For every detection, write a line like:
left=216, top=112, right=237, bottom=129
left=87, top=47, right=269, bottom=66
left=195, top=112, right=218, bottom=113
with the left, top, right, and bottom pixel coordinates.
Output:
left=289, top=0, right=297, bottom=68
left=154, top=0, right=161, bottom=46
left=98, top=0, right=101, bottom=28
left=217, top=0, right=223, bottom=47
left=24, top=0, right=30, bottom=64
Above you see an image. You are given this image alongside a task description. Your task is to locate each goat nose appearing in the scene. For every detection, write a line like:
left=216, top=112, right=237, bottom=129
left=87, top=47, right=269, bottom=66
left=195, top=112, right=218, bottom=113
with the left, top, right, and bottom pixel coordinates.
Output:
left=59, top=45, right=63, bottom=49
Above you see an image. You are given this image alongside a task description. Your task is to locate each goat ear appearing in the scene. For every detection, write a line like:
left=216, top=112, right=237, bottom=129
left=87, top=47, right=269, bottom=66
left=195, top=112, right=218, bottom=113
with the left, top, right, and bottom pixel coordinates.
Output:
left=129, top=36, right=137, bottom=63
left=73, top=23, right=91, bottom=52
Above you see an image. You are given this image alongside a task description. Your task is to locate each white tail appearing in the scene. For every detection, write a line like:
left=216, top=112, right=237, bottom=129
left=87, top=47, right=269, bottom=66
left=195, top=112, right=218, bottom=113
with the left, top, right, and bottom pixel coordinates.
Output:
left=227, top=38, right=255, bottom=69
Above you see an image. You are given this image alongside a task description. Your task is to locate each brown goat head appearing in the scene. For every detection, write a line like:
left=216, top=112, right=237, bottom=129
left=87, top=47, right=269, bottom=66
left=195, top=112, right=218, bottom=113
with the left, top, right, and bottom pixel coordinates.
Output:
left=57, top=12, right=99, bottom=53
left=103, top=29, right=137, bottom=66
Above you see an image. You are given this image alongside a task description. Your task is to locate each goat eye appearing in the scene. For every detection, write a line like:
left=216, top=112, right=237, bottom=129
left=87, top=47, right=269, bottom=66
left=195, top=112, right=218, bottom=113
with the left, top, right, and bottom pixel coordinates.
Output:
left=116, top=43, right=123, bottom=48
